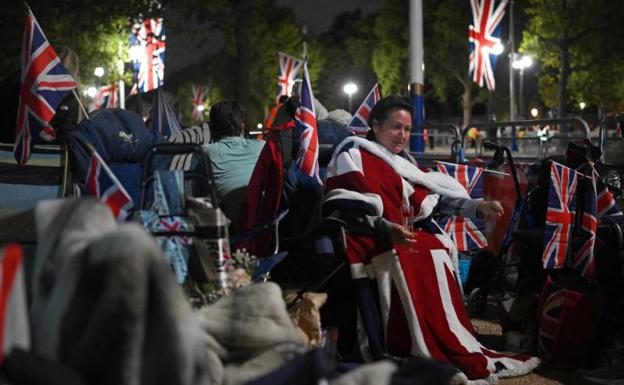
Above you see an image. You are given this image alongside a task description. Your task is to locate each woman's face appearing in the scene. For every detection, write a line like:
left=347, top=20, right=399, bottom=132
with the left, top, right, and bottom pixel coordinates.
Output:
left=372, top=108, right=412, bottom=154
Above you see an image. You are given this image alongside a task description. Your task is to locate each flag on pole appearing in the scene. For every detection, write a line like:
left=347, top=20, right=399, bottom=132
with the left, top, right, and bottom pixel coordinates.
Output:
left=85, top=149, right=135, bottom=221
left=294, top=61, right=321, bottom=184
left=277, top=52, right=303, bottom=97
left=130, top=17, right=165, bottom=94
left=347, top=83, right=381, bottom=136
left=191, top=85, right=208, bottom=122
left=0, top=244, right=30, bottom=363
left=14, top=8, right=77, bottom=165
left=542, top=162, right=578, bottom=270
left=153, top=88, right=182, bottom=140
left=569, top=172, right=597, bottom=280
left=90, top=84, right=119, bottom=111
left=596, top=172, right=623, bottom=217
left=468, top=0, right=507, bottom=90
left=436, top=163, right=488, bottom=251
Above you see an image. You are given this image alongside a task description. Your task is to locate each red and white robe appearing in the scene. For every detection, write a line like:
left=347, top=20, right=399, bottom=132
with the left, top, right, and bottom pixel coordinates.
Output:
left=323, top=137, right=539, bottom=383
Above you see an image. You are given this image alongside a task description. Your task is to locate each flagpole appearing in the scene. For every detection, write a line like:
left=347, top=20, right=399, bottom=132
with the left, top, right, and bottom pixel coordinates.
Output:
left=435, top=160, right=511, bottom=176
left=409, top=0, right=425, bottom=153
left=72, top=89, right=89, bottom=120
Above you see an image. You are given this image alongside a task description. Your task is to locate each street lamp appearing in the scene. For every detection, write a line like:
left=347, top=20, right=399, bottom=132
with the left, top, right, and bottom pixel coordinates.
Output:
left=579, top=101, right=586, bottom=110
left=343, top=82, right=358, bottom=113
left=530, top=107, right=539, bottom=118
left=512, top=54, right=533, bottom=119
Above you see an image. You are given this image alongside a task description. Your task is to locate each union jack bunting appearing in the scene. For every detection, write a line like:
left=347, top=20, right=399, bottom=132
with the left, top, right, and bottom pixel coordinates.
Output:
left=436, top=163, right=487, bottom=251
left=596, top=172, right=623, bottom=217
left=569, top=173, right=597, bottom=280
left=90, top=84, right=118, bottom=111
left=85, top=149, right=134, bottom=221
left=468, top=0, right=507, bottom=90
left=130, top=17, right=165, bottom=94
left=191, top=85, right=208, bottom=122
left=543, top=162, right=578, bottom=270
left=277, top=52, right=303, bottom=97
left=294, top=61, right=321, bottom=184
left=347, top=83, right=381, bottom=136
left=14, top=8, right=77, bottom=165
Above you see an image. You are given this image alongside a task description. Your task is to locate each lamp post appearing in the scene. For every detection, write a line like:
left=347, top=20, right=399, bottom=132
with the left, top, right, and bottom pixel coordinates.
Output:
left=486, top=42, right=505, bottom=121
left=512, top=54, right=533, bottom=119
left=343, top=82, right=358, bottom=113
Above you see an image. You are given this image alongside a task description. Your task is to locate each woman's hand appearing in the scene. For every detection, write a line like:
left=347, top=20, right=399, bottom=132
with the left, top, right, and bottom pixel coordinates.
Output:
left=477, top=200, right=504, bottom=220
left=389, top=224, right=416, bottom=245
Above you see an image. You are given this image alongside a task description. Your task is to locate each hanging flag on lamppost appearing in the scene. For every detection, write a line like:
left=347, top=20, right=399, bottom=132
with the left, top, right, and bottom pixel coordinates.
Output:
left=468, top=0, right=507, bottom=91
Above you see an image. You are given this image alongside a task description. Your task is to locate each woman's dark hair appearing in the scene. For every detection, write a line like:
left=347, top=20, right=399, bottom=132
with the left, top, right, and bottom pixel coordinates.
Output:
left=366, top=95, right=413, bottom=141
left=209, top=100, right=245, bottom=140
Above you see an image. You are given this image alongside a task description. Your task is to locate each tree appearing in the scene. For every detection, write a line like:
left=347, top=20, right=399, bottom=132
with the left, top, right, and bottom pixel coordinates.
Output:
left=315, top=11, right=378, bottom=111
left=426, top=0, right=489, bottom=125
left=521, top=0, right=624, bottom=116
left=175, top=0, right=303, bottom=124
left=1, top=0, right=145, bottom=85
left=372, top=0, right=409, bottom=96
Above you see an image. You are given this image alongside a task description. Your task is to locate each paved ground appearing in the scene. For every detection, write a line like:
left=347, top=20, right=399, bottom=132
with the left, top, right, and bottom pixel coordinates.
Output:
left=471, top=298, right=577, bottom=384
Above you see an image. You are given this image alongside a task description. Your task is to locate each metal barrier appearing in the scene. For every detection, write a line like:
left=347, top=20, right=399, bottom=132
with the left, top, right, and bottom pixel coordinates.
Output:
left=598, top=114, right=624, bottom=163
left=460, top=118, right=592, bottom=161
left=408, top=123, right=463, bottom=164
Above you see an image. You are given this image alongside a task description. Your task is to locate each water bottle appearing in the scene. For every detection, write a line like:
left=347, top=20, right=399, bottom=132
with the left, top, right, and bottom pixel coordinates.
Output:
left=188, top=197, right=231, bottom=290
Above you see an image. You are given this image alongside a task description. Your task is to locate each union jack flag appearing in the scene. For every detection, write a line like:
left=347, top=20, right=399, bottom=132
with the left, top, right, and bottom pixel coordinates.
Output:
left=0, top=244, right=30, bottom=363
left=277, top=52, right=303, bottom=97
left=347, top=83, right=381, bottom=136
left=14, top=9, right=77, bottom=165
left=569, top=173, right=597, bottom=280
left=436, top=163, right=487, bottom=251
left=468, top=0, right=507, bottom=90
left=596, top=173, right=622, bottom=217
left=294, top=61, right=321, bottom=184
left=191, top=85, right=208, bottom=122
left=90, top=84, right=118, bottom=111
left=130, top=18, right=165, bottom=94
left=543, top=162, right=578, bottom=270
left=85, top=149, right=134, bottom=221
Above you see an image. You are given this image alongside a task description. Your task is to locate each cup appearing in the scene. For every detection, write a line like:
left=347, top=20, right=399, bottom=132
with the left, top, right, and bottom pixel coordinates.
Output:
left=401, top=205, right=414, bottom=233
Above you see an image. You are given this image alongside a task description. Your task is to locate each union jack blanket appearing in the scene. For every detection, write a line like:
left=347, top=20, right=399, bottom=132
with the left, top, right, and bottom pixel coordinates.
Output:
left=323, top=137, right=539, bottom=382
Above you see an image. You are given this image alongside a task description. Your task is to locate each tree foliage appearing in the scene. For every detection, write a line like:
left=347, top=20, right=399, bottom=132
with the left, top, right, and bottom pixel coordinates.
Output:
left=1, top=0, right=145, bottom=85
left=372, top=0, right=409, bottom=96
left=521, top=0, right=624, bottom=115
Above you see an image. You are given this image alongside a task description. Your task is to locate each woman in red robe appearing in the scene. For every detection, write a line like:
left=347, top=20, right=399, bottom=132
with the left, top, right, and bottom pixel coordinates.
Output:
left=323, top=96, right=539, bottom=383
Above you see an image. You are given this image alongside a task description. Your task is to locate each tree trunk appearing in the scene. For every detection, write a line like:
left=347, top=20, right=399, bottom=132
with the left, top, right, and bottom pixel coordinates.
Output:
left=234, top=0, right=251, bottom=121
left=461, top=82, right=472, bottom=127
left=558, top=38, right=570, bottom=119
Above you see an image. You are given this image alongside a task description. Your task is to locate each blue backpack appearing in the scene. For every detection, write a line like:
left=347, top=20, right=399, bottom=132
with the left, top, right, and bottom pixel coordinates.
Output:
left=67, top=108, right=166, bottom=204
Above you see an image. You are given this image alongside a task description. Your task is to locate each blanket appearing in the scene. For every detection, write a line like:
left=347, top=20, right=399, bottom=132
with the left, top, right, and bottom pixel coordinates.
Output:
left=323, top=138, right=539, bottom=383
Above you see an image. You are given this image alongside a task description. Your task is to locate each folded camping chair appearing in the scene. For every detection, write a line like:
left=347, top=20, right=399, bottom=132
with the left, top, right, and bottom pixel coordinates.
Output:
left=138, top=143, right=230, bottom=298
left=66, top=108, right=165, bottom=205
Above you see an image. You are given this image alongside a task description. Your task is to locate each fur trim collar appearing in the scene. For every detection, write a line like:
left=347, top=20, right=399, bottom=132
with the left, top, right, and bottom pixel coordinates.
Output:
left=332, top=137, right=470, bottom=199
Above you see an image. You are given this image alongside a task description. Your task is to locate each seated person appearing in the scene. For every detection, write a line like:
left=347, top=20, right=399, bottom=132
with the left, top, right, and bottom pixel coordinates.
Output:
left=323, top=96, right=539, bottom=382
left=203, top=101, right=264, bottom=235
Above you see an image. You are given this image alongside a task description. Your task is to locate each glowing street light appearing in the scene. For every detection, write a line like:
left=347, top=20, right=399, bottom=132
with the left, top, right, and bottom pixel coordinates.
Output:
left=343, top=82, right=358, bottom=113
left=530, top=107, right=539, bottom=118
left=579, top=101, right=586, bottom=110
left=512, top=54, right=533, bottom=118
left=196, top=105, right=205, bottom=112
left=87, top=86, right=97, bottom=98
left=94, top=67, right=105, bottom=78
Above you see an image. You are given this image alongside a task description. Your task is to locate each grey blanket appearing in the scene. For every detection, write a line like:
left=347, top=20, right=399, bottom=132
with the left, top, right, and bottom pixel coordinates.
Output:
left=30, top=198, right=215, bottom=385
